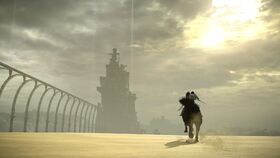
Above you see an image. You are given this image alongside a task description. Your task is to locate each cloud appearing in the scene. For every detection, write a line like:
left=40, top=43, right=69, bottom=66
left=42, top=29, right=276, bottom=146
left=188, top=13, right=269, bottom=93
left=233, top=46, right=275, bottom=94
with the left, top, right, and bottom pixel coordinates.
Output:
left=0, top=0, right=279, bottom=130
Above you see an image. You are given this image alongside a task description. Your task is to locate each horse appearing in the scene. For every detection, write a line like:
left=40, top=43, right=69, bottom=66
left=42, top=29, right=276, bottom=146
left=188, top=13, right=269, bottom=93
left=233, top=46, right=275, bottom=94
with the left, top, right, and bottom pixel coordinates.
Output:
left=180, top=98, right=203, bottom=142
left=183, top=111, right=202, bottom=142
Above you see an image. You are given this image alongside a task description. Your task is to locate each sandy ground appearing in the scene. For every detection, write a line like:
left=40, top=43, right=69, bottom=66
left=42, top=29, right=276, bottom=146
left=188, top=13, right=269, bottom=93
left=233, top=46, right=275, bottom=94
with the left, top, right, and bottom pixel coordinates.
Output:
left=0, top=133, right=279, bottom=158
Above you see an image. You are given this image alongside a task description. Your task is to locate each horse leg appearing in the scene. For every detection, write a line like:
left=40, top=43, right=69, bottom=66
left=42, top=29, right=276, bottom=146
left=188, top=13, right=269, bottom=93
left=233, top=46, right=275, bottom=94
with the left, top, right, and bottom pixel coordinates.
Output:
left=189, top=123, right=194, bottom=139
left=194, top=123, right=201, bottom=142
left=184, top=122, right=188, bottom=132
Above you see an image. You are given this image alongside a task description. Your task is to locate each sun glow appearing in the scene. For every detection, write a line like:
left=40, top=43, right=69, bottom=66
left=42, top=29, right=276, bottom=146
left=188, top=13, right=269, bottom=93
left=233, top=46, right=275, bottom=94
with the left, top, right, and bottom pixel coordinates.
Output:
left=184, top=0, right=267, bottom=50
left=200, top=27, right=225, bottom=47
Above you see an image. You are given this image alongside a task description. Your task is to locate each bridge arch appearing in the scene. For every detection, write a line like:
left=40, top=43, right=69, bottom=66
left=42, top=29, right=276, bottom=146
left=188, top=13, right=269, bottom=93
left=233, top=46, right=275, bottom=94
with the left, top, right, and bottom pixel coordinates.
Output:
left=83, top=104, right=91, bottom=132
left=23, top=83, right=45, bottom=132
left=73, top=100, right=82, bottom=132
left=79, top=103, right=87, bottom=132
left=61, top=95, right=74, bottom=132
left=45, top=91, right=61, bottom=132
left=9, top=78, right=35, bottom=132
left=35, top=87, right=55, bottom=132
left=67, top=98, right=78, bottom=132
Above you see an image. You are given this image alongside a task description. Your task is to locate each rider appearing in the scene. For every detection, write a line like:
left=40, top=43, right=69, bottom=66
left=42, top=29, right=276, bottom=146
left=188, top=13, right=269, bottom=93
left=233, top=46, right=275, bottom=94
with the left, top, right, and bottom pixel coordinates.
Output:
left=179, top=91, right=201, bottom=132
left=189, top=91, right=201, bottom=113
left=179, top=91, right=192, bottom=132
left=179, top=92, right=190, bottom=116
left=189, top=91, right=199, bottom=102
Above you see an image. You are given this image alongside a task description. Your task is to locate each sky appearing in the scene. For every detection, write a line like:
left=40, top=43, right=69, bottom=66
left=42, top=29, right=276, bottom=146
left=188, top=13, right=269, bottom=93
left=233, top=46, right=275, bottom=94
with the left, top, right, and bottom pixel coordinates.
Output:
left=0, top=0, right=280, bottom=131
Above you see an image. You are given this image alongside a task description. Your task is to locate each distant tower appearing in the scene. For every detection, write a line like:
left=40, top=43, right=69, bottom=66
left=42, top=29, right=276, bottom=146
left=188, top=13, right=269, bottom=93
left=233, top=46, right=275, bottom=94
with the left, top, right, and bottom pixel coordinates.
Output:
left=95, top=48, right=140, bottom=133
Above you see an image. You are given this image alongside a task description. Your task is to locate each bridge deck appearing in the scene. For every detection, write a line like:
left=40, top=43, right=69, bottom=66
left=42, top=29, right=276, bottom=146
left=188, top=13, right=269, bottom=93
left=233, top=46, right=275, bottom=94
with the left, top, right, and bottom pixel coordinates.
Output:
left=0, top=133, right=279, bottom=158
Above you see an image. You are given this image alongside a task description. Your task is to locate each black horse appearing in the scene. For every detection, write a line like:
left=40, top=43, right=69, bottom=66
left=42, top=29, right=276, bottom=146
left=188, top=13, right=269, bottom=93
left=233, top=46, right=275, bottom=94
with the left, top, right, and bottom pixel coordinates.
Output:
left=179, top=97, right=203, bottom=142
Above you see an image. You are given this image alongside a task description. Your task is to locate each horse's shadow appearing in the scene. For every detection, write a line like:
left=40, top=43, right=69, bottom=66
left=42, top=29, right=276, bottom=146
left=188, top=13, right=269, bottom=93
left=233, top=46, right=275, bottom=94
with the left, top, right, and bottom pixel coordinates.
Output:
left=165, top=138, right=198, bottom=148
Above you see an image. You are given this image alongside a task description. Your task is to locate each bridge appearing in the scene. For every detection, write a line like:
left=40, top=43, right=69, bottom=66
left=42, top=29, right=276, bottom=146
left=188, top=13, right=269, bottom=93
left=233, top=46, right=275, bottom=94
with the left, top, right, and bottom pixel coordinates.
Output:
left=0, top=61, right=97, bottom=133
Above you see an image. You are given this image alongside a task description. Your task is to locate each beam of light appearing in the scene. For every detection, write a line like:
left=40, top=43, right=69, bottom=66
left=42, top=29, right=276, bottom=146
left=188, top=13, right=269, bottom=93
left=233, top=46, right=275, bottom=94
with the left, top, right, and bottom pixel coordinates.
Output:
left=9, top=0, right=17, bottom=55
left=130, top=0, right=134, bottom=90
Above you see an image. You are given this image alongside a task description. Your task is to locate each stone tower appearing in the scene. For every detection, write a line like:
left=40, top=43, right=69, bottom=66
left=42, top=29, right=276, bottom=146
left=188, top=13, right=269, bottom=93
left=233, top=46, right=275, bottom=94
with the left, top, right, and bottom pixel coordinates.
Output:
left=95, top=48, right=140, bottom=133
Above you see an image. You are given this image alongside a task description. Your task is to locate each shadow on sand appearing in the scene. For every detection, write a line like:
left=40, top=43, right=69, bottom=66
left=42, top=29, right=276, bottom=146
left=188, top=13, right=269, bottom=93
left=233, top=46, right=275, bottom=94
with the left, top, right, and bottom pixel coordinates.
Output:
left=165, top=139, right=198, bottom=148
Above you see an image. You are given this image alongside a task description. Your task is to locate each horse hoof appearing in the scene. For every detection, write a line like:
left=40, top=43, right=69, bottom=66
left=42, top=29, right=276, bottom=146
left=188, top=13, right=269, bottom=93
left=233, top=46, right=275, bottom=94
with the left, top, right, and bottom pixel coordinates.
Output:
left=194, top=139, right=199, bottom=143
left=189, top=133, right=194, bottom=138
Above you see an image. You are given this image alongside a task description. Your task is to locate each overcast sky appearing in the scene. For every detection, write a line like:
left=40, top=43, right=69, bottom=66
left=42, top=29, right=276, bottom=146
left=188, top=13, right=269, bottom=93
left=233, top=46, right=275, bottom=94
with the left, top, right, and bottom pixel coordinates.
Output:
left=0, top=0, right=280, bottom=131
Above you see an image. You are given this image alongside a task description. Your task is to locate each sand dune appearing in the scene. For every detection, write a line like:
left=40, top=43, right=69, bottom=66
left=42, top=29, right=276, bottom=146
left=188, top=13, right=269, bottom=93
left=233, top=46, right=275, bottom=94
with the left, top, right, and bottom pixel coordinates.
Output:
left=0, top=133, right=279, bottom=158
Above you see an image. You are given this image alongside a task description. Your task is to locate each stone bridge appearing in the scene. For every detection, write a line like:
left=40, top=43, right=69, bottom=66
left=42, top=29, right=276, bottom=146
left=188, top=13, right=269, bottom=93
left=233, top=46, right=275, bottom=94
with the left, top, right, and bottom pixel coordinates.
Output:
left=0, top=61, right=97, bottom=132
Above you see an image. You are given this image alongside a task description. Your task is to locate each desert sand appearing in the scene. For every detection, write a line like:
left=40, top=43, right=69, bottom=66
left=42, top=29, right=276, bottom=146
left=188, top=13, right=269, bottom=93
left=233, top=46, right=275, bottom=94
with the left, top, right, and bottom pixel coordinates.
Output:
left=0, top=133, right=279, bottom=158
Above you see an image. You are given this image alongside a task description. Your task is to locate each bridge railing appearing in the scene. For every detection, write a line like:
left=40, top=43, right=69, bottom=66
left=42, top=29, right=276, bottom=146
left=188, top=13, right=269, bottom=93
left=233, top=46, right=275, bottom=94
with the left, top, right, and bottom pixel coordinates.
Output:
left=0, top=61, right=97, bottom=132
